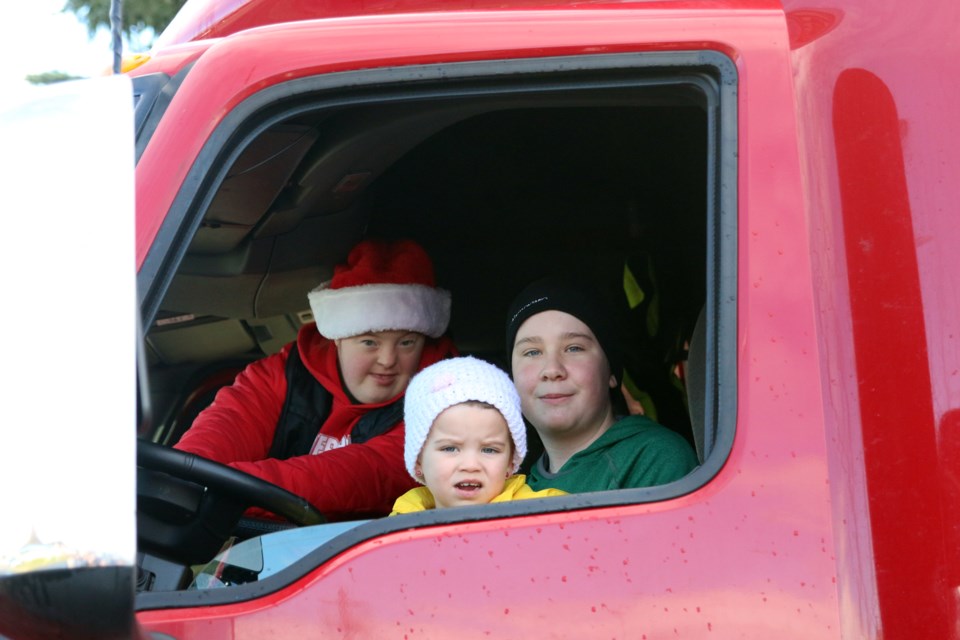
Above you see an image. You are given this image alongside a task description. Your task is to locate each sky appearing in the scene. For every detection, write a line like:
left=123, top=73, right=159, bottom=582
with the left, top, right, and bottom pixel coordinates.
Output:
left=0, top=0, right=129, bottom=91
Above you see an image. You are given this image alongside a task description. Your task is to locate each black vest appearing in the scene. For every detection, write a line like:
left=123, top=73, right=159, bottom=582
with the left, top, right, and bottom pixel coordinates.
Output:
left=267, top=347, right=405, bottom=459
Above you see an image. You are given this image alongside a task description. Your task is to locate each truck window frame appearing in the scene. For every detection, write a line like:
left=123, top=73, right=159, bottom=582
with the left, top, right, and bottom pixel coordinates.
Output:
left=135, top=49, right=737, bottom=611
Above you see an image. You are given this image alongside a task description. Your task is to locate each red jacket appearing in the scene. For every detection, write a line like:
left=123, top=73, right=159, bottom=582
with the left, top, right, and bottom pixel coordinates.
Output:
left=175, top=324, right=457, bottom=520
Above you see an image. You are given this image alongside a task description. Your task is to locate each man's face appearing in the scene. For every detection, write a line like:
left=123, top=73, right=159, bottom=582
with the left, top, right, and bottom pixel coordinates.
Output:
left=510, top=310, right=616, bottom=441
left=415, top=403, right=513, bottom=508
left=336, top=330, right=426, bottom=404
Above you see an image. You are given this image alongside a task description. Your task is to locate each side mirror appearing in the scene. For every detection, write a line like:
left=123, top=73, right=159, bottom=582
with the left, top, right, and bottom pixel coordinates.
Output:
left=0, top=76, right=139, bottom=640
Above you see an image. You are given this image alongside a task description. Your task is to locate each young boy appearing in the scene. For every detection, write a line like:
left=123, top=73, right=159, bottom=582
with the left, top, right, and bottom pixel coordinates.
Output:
left=391, top=356, right=566, bottom=514
left=505, top=276, right=697, bottom=494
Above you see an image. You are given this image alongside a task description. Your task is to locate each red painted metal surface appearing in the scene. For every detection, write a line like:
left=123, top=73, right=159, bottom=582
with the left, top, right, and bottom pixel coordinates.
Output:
left=785, top=0, right=960, bottom=635
left=834, top=68, right=947, bottom=639
left=155, top=0, right=781, bottom=48
left=133, top=0, right=960, bottom=637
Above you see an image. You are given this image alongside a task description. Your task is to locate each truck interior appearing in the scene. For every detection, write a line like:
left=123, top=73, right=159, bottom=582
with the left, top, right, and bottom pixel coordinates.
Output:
left=134, top=52, right=737, bottom=596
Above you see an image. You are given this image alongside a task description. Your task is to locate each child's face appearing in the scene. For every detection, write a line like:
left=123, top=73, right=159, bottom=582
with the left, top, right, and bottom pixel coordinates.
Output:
left=415, top=403, right=513, bottom=509
left=336, top=330, right=426, bottom=404
left=511, top=310, right=616, bottom=439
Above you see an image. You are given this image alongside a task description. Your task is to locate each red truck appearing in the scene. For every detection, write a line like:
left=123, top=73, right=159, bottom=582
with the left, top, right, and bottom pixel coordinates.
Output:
left=1, top=0, right=957, bottom=638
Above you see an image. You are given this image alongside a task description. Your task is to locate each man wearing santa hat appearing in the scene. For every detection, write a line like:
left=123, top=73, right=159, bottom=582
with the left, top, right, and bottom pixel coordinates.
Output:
left=175, top=238, right=457, bottom=520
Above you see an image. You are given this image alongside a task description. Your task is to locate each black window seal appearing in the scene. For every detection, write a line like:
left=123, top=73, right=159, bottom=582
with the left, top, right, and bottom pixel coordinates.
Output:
left=132, top=62, right=193, bottom=163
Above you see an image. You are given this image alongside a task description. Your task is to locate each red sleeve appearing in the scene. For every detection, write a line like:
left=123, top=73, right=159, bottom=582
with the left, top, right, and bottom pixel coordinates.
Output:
left=174, top=334, right=452, bottom=520
left=229, top=422, right=418, bottom=520
left=174, top=350, right=288, bottom=464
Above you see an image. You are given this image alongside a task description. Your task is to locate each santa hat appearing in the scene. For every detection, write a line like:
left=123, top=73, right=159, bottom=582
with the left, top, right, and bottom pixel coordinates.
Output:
left=403, top=356, right=528, bottom=481
left=308, top=239, right=451, bottom=339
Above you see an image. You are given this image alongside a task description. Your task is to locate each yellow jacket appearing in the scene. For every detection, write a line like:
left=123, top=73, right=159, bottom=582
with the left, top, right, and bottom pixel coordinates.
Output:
left=390, top=474, right=566, bottom=515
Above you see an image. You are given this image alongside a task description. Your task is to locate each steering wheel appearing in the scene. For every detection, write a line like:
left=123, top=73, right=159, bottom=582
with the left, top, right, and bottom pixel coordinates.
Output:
left=137, top=440, right=326, bottom=566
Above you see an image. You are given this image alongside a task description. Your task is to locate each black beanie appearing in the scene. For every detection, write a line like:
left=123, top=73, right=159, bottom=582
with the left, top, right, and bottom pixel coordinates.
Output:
left=505, top=276, right=624, bottom=386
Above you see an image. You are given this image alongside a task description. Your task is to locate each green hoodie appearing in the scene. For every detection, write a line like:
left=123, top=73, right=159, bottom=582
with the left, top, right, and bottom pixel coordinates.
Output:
left=527, top=415, right=697, bottom=493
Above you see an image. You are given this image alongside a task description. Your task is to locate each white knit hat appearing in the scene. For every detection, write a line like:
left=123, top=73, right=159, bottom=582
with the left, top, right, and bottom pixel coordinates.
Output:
left=404, top=356, right=527, bottom=481
left=308, top=239, right=451, bottom=339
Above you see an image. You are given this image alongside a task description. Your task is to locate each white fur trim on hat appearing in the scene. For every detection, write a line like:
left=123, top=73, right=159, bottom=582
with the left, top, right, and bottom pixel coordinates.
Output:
left=308, top=282, right=451, bottom=339
left=403, top=356, right=527, bottom=481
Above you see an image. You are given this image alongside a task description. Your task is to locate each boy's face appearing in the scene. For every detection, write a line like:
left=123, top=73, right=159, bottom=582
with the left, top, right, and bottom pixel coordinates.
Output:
left=415, top=403, right=513, bottom=509
left=336, top=330, right=426, bottom=404
left=510, top=310, right=617, bottom=440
